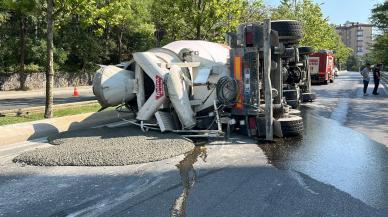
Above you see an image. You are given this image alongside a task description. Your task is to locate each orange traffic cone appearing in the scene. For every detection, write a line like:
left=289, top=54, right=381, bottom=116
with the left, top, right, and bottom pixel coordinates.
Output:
left=73, top=86, right=79, bottom=97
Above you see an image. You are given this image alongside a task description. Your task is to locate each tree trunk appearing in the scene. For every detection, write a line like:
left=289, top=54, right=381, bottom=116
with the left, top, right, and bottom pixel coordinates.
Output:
left=20, top=16, right=27, bottom=90
left=117, top=29, right=122, bottom=63
left=195, top=0, right=203, bottom=39
left=196, top=24, right=201, bottom=39
left=105, top=22, right=110, bottom=61
left=44, top=0, right=54, bottom=119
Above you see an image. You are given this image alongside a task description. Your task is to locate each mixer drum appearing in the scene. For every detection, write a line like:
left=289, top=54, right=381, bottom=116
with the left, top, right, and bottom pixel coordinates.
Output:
left=93, top=65, right=136, bottom=108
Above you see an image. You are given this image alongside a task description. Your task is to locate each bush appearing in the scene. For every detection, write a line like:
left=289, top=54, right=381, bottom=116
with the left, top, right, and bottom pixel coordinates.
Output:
left=24, top=64, right=43, bottom=73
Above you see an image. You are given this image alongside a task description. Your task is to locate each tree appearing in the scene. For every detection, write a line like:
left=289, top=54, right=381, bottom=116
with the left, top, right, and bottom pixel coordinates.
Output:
left=371, top=1, right=388, bottom=32
left=239, top=0, right=269, bottom=23
left=346, top=55, right=361, bottom=71
left=3, top=0, right=39, bottom=89
left=271, top=0, right=352, bottom=65
left=44, top=0, right=79, bottom=118
left=151, top=0, right=247, bottom=44
left=44, top=0, right=54, bottom=118
left=369, top=34, right=388, bottom=66
left=369, top=1, right=388, bottom=68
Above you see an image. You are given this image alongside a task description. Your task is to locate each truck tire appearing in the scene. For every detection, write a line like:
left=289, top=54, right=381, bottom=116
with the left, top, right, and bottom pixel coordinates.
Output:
left=282, top=48, right=295, bottom=59
left=298, top=46, right=314, bottom=55
left=286, top=99, right=299, bottom=109
left=271, top=20, right=302, bottom=43
left=278, top=115, right=304, bottom=137
left=283, top=89, right=298, bottom=99
left=283, top=89, right=299, bottom=108
left=301, top=92, right=316, bottom=102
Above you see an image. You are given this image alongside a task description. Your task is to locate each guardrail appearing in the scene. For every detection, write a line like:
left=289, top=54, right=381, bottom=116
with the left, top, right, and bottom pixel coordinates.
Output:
left=380, top=71, right=388, bottom=94
left=382, top=71, right=388, bottom=79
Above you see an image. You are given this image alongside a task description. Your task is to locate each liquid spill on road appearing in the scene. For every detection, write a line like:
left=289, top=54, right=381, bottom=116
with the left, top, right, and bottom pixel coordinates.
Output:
left=171, top=146, right=207, bottom=217
left=259, top=110, right=388, bottom=208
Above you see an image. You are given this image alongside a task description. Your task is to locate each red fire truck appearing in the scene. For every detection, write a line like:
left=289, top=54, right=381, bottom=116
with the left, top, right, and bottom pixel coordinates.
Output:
left=308, top=50, right=335, bottom=84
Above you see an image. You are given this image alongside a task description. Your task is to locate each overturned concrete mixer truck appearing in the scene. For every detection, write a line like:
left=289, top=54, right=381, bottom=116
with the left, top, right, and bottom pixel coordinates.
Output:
left=93, top=20, right=315, bottom=139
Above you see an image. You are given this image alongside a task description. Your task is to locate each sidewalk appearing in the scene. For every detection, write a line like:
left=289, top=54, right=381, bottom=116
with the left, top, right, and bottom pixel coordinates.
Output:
left=0, top=86, right=92, bottom=100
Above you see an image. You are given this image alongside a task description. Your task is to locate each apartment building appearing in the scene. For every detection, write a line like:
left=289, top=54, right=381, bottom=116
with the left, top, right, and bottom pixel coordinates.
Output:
left=336, top=21, right=373, bottom=56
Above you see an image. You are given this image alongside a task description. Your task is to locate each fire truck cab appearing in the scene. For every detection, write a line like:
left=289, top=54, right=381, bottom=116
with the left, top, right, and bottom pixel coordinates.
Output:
left=308, top=50, right=335, bottom=84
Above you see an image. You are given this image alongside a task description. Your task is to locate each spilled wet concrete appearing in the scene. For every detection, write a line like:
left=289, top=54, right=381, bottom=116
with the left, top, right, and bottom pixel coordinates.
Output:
left=259, top=110, right=388, bottom=208
left=12, top=126, right=194, bottom=166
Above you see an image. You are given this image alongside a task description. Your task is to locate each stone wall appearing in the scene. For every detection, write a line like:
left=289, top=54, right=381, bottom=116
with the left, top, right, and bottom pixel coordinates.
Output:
left=0, top=72, right=93, bottom=90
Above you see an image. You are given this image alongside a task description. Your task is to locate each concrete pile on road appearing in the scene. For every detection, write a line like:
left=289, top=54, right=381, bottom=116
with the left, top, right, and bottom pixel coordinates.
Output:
left=13, top=126, right=194, bottom=166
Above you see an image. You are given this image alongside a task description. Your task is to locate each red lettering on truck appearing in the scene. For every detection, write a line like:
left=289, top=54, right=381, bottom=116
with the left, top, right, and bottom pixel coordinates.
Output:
left=155, top=75, right=164, bottom=100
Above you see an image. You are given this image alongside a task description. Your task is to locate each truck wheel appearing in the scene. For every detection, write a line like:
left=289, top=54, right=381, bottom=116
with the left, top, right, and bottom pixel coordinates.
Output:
left=286, top=100, right=299, bottom=109
left=301, top=93, right=316, bottom=102
left=278, top=115, right=304, bottom=137
left=298, top=46, right=314, bottom=55
left=271, top=20, right=302, bottom=43
left=282, top=48, right=295, bottom=59
left=283, top=89, right=299, bottom=108
left=283, top=89, right=298, bottom=99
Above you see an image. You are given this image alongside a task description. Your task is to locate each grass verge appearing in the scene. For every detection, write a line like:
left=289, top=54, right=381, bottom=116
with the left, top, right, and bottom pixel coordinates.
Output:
left=0, top=103, right=102, bottom=126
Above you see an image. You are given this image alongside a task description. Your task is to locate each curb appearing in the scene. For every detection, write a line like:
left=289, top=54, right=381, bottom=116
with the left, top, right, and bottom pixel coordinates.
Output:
left=0, top=110, right=133, bottom=146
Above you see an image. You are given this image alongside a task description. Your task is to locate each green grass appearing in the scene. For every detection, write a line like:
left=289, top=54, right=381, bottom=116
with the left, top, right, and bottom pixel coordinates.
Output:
left=0, top=103, right=103, bottom=126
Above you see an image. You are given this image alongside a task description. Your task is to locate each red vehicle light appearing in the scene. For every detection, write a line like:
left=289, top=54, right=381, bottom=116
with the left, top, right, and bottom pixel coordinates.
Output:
left=246, top=32, right=253, bottom=46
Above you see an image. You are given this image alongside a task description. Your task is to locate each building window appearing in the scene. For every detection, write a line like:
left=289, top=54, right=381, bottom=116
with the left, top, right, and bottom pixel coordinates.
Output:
left=357, top=30, right=363, bottom=36
left=357, top=47, right=363, bottom=52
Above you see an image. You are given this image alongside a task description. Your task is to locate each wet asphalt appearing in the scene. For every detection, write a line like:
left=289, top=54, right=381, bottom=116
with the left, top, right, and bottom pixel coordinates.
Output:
left=1, top=71, right=388, bottom=216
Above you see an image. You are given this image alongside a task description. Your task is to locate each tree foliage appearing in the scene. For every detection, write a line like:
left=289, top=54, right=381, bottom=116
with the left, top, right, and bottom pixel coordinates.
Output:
left=369, top=1, right=388, bottom=67
left=271, top=0, right=352, bottom=65
left=0, top=0, right=353, bottom=76
left=371, top=1, right=388, bottom=32
left=151, top=0, right=247, bottom=43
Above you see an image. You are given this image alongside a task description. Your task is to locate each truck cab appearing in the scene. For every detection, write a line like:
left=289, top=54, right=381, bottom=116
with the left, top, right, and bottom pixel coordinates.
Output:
left=309, top=50, right=335, bottom=84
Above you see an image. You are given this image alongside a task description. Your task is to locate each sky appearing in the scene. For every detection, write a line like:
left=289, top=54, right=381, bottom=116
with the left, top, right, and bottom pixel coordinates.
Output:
left=264, top=0, right=385, bottom=25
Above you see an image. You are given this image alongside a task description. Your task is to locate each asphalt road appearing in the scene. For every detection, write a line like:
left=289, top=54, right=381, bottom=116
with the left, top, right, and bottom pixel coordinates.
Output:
left=0, top=88, right=95, bottom=111
left=0, top=71, right=388, bottom=217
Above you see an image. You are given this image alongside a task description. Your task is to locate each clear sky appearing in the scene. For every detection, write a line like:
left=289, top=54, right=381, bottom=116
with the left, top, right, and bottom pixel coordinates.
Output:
left=264, top=0, right=385, bottom=25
